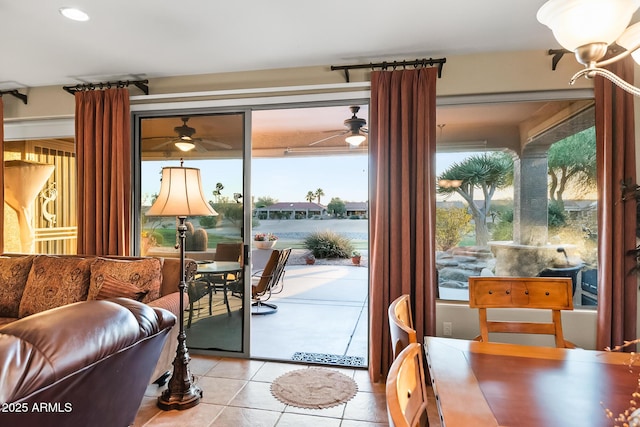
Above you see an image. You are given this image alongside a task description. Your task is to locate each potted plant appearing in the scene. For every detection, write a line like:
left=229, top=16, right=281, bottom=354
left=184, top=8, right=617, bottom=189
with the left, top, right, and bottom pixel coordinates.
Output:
left=305, top=253, right=316, bottom=265
left=254, top=232, right=278, bottom=249
left=351, top=251, right=361, bottom=266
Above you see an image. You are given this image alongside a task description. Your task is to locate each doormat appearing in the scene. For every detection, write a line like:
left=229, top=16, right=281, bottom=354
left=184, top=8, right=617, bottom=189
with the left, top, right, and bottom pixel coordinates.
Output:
left=271, top=368, right=358, bottom=409
left=291, top=352, right=366, bottom=367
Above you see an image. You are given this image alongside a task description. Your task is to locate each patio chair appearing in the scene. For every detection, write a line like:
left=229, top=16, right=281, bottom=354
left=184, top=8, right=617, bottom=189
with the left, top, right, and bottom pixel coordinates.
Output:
left=201, top=242, right=243, bottom=310
left=388, top=294, right=417, bottom=360
left=251, top=248, right=291, bottom=315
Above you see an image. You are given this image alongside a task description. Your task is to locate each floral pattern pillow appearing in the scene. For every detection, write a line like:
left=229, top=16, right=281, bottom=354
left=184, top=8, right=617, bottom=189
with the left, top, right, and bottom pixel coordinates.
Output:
left=0, top=256, right=35, bottom=317
left=88, top=258, right=163, bottom=304
left=18, top=256, right=93, bottom=318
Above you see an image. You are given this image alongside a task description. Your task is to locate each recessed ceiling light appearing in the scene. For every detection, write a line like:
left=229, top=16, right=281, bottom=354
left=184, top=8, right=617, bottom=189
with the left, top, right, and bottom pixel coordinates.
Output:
left=59, top=7, right=90, bottom=22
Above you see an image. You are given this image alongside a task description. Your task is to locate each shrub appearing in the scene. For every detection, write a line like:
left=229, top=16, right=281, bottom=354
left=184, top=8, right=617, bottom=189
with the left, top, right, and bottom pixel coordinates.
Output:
left=303, top=230, right=354, bottom=259
left=436, top=207, right=473, bottom=251
left=199, top=216, right=217, bottom=228
left=492, top=208, right=514, bottom=241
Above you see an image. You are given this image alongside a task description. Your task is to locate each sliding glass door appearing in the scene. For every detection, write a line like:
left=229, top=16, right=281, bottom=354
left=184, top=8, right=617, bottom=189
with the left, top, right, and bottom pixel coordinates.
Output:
left=137, top=111, right=247, bottom=354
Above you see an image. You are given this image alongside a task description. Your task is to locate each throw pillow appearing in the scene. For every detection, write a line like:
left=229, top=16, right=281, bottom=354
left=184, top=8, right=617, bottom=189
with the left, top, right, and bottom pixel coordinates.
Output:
left=18, top=256, right=93, bottom=318
left=0, top=256, right=35, bottom=317
left=88, top=257, right=163, bottom=304
left=94, top=275, right=149, bottom=301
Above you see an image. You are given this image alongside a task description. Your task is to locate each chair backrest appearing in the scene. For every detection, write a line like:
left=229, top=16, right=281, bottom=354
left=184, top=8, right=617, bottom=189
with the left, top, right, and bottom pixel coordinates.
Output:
left=215, top=242, right=243, bottom=262
left=468, top=276, right=575, bottom=348
left=251, top=249, right=282, bottom=297
left=388, top=294, right=418, bottom=360
left=386, top=342, right=429, bottom=427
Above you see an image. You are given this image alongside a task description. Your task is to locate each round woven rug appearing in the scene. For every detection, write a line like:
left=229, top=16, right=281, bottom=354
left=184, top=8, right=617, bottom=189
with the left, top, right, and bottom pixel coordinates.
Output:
left=270, top=367, right=358, bottom=409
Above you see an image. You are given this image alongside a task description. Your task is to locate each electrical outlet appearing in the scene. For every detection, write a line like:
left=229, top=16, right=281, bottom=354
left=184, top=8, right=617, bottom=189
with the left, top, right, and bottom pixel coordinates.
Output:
left=443, top=321, right=452, bottom=337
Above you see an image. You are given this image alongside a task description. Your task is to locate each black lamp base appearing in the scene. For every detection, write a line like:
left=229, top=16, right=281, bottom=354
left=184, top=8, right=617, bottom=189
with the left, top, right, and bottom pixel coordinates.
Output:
left=157, top=216, right=203, bottom=411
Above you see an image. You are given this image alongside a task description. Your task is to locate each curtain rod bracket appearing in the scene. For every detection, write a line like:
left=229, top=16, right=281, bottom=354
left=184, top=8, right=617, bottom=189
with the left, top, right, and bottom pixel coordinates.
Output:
left=62, top=79, right=149, bottom=95
left=547, top=49, right=571, bottom=71
left=0, top=90, right=28, bottom=104
left=331, top=57, right=446, bottom=83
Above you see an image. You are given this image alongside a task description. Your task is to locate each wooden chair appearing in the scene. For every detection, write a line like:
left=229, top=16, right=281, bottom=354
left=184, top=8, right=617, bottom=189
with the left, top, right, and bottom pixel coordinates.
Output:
left=468, top=276, right=576, bottom=348
left=388, top=294, right=418, bottom=360
left=386, top=342, right=430, bottom=427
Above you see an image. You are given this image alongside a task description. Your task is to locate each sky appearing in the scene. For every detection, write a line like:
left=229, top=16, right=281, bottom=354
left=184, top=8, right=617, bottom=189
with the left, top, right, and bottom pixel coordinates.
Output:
left=141, top=152, right=475, bottom=206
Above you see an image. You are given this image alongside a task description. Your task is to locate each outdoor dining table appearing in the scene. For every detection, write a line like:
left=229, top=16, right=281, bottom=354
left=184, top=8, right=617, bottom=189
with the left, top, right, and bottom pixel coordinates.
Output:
left=193, top=261, right=242, bottom=317
left=424, top=336, right=639, bottom=427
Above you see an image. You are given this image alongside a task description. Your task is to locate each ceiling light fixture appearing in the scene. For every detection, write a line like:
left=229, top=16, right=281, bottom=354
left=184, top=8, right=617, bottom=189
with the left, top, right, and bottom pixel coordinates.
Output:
left=537, top=0, right=640, bottom=96
left=174, top=141, right=196, bottom=152
left=345, top=132, right=366, bottom=146
left=344, top=106, right=368, bottom=146
left=59, top=7, right=90, bottom=22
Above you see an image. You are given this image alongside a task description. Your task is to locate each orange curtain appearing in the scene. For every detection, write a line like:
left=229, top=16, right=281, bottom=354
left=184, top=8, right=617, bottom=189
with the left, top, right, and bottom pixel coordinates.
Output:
left=368, top=68, right=438, bottom=381
left=595, top=57, right=637, bottom=350
left=75, top=88, right=131, bottom=256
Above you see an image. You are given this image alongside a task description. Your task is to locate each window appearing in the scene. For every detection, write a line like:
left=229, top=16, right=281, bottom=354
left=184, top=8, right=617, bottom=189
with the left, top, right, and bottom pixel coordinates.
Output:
left=435, top=98, right=597, bottom=308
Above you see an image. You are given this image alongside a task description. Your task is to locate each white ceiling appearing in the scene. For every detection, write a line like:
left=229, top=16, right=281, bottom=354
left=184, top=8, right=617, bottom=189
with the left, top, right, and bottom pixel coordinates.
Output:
left=0, top=1, right=557, bottom=89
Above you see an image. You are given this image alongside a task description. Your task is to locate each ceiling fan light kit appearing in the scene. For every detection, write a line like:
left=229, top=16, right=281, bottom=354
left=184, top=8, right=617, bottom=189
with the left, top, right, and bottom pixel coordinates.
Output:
left=537, top=0, right=640, bottom=96
left=345, top=132, right=366, bottom=146
left=343, top=106, right=368, bottom=146
left=174, top=141, right=196, bottom=152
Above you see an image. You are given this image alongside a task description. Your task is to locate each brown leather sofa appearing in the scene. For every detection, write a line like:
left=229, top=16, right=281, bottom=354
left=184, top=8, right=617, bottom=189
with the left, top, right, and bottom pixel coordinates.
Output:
left=0, top=254, right=197, bottom=386
left=0, top=298, right=175, bottom=427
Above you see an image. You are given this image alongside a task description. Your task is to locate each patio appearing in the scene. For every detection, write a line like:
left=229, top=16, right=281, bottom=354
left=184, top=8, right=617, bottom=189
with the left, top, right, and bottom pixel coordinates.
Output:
left=186, top=261, right=370, bottom=368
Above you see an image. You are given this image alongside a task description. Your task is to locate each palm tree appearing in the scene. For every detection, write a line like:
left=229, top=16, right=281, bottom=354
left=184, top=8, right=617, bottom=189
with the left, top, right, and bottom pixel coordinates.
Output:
left=213, top=182, right=224, bottom=202
left=315, top=188, right=325, bottom=204
left=305, top=191, right=315, bottom=203
left=437, top=152, right=513, bottom=246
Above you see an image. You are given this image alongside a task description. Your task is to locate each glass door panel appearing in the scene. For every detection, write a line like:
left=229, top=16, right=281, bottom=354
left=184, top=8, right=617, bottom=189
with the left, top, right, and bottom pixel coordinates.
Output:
left=139, top=112, right=245, bottom=353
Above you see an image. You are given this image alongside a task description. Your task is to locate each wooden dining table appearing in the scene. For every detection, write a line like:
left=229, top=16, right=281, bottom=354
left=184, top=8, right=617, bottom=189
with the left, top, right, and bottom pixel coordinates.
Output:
left=424, top=337, right=640, bottom=427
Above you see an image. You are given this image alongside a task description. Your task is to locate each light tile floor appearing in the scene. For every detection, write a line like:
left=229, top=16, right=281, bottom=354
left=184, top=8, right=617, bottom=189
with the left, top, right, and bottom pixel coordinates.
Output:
left=134, top=356, right=390, bottom=427
left=136, top=263, right=441, bottom=426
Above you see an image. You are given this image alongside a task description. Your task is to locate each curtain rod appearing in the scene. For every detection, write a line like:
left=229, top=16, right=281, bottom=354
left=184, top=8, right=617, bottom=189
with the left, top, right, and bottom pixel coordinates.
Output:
left=0, top=90, right=28, bottom=104
left=331, top=57, right=446, bottom=82
left=62, top=79, right=149, bottom=95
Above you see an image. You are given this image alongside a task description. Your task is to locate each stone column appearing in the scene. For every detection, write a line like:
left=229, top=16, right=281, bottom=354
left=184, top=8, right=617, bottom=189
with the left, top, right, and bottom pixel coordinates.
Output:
left=513, top=145, right=548, bottom=246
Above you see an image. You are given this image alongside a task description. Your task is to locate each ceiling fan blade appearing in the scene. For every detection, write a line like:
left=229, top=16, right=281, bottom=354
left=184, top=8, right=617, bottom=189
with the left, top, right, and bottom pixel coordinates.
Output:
left=149, top=139, right=178, bottom=149
left=308, top=130, right=349, bottom=146
left=197, top=139, right=233, bottom=150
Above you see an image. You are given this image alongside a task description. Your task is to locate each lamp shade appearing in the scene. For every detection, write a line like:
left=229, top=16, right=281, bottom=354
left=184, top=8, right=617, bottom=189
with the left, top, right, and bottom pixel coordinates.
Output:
left=537, top=0, right=640, bottom=51
left=146, top=166, right=218, bottom=217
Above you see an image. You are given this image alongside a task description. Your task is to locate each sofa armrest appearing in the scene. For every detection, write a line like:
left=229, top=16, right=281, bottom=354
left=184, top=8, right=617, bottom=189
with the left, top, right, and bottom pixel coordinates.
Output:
left=148, top=291, right=189, bottom=316
left=0, top=298, right=175, bottom=404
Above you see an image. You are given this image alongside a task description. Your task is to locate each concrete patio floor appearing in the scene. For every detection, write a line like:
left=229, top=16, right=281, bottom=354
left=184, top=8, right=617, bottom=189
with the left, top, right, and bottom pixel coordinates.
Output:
left=250, top=263, right=369, bottom=367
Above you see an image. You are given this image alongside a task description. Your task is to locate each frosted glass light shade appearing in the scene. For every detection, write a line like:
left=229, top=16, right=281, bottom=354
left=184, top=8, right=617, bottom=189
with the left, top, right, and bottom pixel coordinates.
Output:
left=146, top=167, right=218, bottom=217
left=617, top=21, right=640, bottom=64
left=345, top=133, right=366, bottom=146
left=537, top=0, right=640, bottom=51
left=174, top=141, right=196, bottom=152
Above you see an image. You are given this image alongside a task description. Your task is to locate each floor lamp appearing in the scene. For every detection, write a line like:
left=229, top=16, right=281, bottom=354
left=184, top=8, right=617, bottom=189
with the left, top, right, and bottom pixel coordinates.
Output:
left=146, top=164, right=217, bottom=410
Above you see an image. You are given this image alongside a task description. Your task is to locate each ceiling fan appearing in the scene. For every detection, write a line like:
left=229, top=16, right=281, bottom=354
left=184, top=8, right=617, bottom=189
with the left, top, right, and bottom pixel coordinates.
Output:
left=144, top=117, right=233, bottom=152
left=309, top=106, right=368, bottom=147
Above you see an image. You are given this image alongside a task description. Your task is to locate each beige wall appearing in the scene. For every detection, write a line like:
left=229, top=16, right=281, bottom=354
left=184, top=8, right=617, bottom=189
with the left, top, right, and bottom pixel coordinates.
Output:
left=3, top=49, right=623, bottom=349
left=3, top=49, right=590, bottom=120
